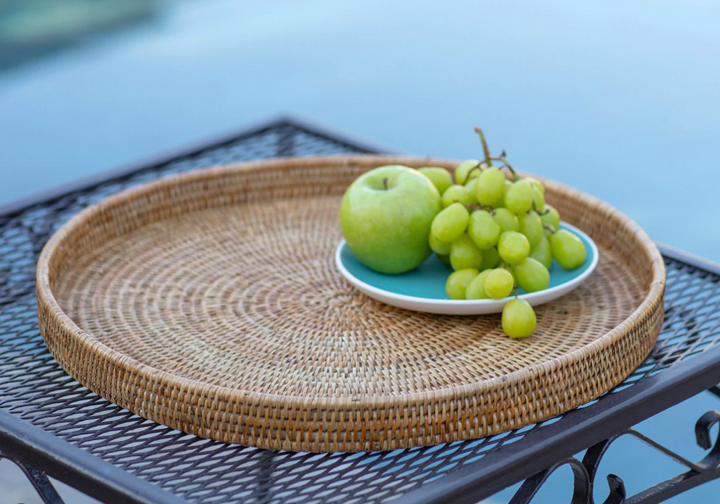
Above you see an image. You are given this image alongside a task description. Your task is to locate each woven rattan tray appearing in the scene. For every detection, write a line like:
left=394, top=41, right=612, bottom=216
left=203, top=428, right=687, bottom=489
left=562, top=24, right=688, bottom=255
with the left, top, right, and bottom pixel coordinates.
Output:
left=37, top=156, right=665, bottom=453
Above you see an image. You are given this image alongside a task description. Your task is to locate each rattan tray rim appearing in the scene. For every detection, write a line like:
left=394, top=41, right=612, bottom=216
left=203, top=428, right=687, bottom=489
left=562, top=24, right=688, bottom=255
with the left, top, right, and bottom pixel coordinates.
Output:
left=37, top=155, right=666, bottom=411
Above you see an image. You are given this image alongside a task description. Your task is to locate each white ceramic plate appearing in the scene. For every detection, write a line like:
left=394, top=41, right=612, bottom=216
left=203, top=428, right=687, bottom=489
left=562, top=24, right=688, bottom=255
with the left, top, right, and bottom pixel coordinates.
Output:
left=335, top=222, right=599, bottom=315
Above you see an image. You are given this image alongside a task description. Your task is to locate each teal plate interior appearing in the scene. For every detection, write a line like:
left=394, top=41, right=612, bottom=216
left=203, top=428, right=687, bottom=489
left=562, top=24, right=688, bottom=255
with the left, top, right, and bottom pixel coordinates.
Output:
left=338, top=223, right=595, bottom=300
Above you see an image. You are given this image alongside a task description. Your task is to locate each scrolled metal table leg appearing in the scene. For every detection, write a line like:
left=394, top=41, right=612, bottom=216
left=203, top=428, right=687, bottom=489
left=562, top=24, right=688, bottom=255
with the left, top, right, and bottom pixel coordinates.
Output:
left=510, top=407, right=720, bottom=504
left=509, top=457, right=593, bottom=504
left=0, top=452, right=65, bottom=504
left=508, top=455, right=624, bottom=504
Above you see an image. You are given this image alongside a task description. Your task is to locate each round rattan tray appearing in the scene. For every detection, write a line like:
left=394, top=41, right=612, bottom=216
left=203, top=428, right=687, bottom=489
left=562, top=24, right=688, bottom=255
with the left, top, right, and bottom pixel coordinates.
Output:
left=37, top=156, right=665, bottom=453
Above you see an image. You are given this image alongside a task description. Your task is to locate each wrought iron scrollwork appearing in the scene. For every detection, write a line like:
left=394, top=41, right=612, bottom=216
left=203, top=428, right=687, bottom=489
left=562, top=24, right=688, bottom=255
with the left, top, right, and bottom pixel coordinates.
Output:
left=509, top=456, right=624, bottom=504
left=511, top=409, right=720, bottom=504
left=0, top=452, right=65, bottom=504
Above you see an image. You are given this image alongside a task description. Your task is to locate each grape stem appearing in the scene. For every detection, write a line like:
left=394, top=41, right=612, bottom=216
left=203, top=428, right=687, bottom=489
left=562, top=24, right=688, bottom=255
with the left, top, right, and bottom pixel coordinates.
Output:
left=473, top=126, right=521, bottom=182
left=383, top=177, right=388, bottom=190
left=543, top=223, right=557, bottom=234
left=464, top=203, right=496, bottom=215
left=467, top=163, right=485, bottom=179
left=474, top=127, right=493, bottom=167
left=489, top=156, right=519, bottom=182
left=514, top=285, right=519, bottom=299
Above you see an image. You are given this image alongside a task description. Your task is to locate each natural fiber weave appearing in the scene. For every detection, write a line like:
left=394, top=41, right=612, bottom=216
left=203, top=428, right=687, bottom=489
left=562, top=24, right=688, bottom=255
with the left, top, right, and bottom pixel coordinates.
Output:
left=37, top=156, right=665, bottom=453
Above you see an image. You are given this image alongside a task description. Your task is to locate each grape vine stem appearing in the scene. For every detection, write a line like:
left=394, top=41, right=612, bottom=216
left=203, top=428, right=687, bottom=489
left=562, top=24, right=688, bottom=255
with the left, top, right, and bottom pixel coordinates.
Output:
left=488, top=156, right=519, bottom=182
left=474, top=127, right=493, bottom=167
left=464, top=203, right=496, bottom=214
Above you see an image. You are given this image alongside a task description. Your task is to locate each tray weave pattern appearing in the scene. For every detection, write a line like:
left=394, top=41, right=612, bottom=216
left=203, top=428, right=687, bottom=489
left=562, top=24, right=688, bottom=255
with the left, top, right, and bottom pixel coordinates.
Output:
left=37, top=156, right=665, bottom=452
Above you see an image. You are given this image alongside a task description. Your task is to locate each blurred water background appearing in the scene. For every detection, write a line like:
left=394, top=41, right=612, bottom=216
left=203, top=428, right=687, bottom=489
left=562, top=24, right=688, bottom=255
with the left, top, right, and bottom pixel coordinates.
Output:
left=1, top=0, right=719, bottom=502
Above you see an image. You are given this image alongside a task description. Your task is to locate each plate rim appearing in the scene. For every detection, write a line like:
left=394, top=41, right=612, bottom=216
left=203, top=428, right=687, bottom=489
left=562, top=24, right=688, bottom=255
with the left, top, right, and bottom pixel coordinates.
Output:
left=335, top=221, right=600, bottom=309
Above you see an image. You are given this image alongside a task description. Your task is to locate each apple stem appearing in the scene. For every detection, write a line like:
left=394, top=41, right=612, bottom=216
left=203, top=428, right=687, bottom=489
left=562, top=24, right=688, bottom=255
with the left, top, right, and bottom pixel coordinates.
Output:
left=383, top=177, right=388, bottom=190
left=474, top=127, right=493, bottom=167
left=543, top=223, right=557, bottom=234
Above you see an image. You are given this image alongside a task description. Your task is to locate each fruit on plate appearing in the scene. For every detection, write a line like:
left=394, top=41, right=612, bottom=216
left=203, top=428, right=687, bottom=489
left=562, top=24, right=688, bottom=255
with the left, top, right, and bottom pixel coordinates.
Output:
left=340, top=126, right=588, bottom=340
left=514, top=257, right=551, bottom=293
left=529, top=235, right=553, bottom=269
left=449, top=233, right=484, bottom=270
left=419, top=167, right=453, bottom=195
left=339, top=165, right=441, bottom=274
left=483, top=268, right=515, bottom=299
left=466, top=269, right=492, bottom=299
left=454, top=159, right=482, bottom=185
left=446, top=268, right=480, bottom=300
left=467, top=210, right=501, bottom=250
left=441, top=184, right=472, bottom=208
left=476, top=167, right=506, bottom=206
left=498, top=231, right=530, bottom=265
left=432, top=203, right=469, bottom=243
left=550, top=229, right=587, bottom=269
left=429, top=126, right=587, bottom=339
left=517, top=211, right=544, bottom=247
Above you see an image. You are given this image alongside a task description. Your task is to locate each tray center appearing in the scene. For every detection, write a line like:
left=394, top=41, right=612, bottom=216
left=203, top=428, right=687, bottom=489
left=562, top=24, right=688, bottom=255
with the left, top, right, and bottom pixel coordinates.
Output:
left=54, top=195, right=642, bottom=399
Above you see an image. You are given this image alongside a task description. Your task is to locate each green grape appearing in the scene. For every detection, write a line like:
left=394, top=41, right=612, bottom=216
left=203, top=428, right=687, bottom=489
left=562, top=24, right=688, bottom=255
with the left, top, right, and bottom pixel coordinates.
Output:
left=530, top=235, right=552, bottom=269
left=498, top=231, right=530, bottom=265
left=476, top=168, right=506, bottom=206
left=467, top=210, right=501, bottom=250
left=454, top=159, right=481, bottom=185
left=492, top=208, right=519, bottom=233
left=480, top=246, right=501, bottom=270
left=446, top=268, right=479, bottom=300
left=437, top=253, right=450, bottom=265
left=431, top=203, right=469, bottom=242
left=540, top=204, right=560, bottom=232
left=483, top=268, right=515, bottom=299
left=429, top=233, right=452, bottom=255
left=525, top=177, right=545, bottom=195
left=550, top=229, right=587, bottom=269
left=532, top=185, right=545, bottom=212
left=514, top=257, right=550, bottom=293
left=494, top=180, right=513, bottom=208
left=463, top=177, right=479, bottom=204
left=441, top=185, right=472, bottom=208
left=502, top=299, right=537, bottom=339
left=466, top=269, right=492, bottom=299
left=418, top=167, right=453, bottom=195
left=504, top=180, right=534, bottom=214
left=450, top=234, right=483, bottom=270
left=518, top=211, right=543, bottom=247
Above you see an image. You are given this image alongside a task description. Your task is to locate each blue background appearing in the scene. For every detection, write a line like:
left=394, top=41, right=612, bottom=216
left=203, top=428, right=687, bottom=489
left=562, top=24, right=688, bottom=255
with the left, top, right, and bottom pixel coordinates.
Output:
left=2, top=0, right=720, bottom=265
left=1, top=1, right=720, bottom=503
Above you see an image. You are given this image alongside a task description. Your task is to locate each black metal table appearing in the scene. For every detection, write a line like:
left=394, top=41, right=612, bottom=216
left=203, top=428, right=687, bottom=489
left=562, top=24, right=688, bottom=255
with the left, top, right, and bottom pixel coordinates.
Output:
left=2, top=117, right=720, bottom=504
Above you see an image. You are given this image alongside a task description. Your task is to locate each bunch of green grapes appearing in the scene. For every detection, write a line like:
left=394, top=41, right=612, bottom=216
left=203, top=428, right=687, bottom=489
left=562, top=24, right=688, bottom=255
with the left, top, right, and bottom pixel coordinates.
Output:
left=420, top=127, right=587, bottom=339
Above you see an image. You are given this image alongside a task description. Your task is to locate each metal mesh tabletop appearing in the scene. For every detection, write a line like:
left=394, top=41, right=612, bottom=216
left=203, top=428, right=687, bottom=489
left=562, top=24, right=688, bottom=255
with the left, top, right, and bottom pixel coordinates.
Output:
left=1, top=117, right=720, bottom=504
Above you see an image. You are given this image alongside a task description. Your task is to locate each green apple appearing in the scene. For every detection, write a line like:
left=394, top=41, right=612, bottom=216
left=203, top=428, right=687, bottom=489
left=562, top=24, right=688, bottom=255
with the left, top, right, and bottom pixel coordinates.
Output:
left=340, top=165, right=442, bottom=274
